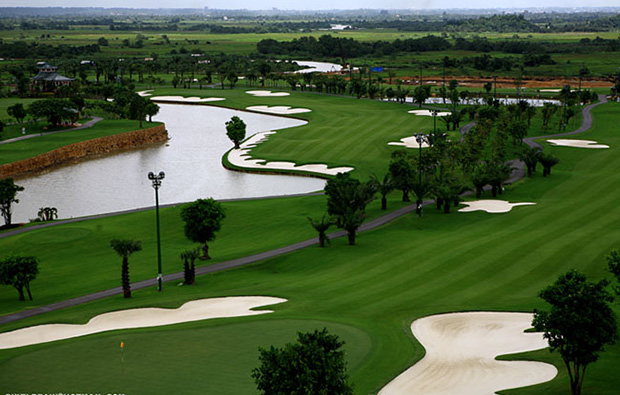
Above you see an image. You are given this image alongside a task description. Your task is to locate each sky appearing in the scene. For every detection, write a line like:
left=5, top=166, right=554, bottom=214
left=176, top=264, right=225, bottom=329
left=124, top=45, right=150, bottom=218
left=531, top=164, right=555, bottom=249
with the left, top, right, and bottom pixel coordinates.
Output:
left=3, top=0, right=620, bottom=10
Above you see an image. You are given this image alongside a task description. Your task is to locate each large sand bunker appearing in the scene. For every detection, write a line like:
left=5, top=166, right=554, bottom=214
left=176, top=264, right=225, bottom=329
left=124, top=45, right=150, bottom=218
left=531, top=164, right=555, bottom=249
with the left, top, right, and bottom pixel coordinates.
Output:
left=149, top=96, right=226, bottom=103
left=459, top=200, right=536, bottom=213
left=246, top=90, right=290, bottom=97
left=408, top=109, right=452, bottom=117
left=547, top=139, right=609, bottom=149
left=227, top=132, right=354, bottom=176
left=388, top=136, right=431, bottom=149
left=379, top=312, right=557, bottom=395
left=0, top=296, right=286, bottom=349
left=246, top=106, right=311, bottom=115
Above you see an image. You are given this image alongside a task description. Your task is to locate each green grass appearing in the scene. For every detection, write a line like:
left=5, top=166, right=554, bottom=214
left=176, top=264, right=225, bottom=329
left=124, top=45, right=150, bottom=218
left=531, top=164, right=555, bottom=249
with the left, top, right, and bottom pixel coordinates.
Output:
left=0, top=194, right=408, bottom=316
left=0, top=98, right=38, bottom=122
left=0, top=119, right=160, bottom=165
left=1, top=101, right=619, bottom=393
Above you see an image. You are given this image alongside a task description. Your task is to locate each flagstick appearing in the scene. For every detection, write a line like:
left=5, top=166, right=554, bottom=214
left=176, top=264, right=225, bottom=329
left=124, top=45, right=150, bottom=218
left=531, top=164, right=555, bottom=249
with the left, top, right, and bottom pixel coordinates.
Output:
left=121, top=341, right=125, bottom=374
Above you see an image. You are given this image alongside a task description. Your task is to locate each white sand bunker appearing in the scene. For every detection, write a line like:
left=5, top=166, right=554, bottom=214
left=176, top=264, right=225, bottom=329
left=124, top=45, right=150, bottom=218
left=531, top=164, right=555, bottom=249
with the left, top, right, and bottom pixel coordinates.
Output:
left=547, top=139, right=609, bottom=149
left=227, top=132, right=353, bottom=176
left=137, top=90, right=153, bottom=97
left=388, top=136, right=431, bottom=149
left=0, top=296, right=286, bottom=349
left=149, top=96, right=226, bottom=103
left=408, top=109, right=451, bottom=117
left=459, top=200, right=536, bottom=213
left=379, top=312, right=557, bottom=395
left=246, top=106, right=311, bottom=115
left=246, top=90, right=290, bottom=97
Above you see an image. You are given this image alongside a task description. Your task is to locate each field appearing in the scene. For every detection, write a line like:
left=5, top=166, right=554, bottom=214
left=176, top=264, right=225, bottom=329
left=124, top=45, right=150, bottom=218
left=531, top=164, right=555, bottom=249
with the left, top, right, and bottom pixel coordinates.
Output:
left=0, top=86, right=619, bottom=394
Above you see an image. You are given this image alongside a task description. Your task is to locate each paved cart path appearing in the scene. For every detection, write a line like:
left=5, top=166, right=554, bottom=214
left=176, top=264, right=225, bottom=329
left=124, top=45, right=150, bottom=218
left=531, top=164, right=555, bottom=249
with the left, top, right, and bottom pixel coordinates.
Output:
left=0, top=95, right=608, bottom=325
left=0, top=116, right=103, bottom=145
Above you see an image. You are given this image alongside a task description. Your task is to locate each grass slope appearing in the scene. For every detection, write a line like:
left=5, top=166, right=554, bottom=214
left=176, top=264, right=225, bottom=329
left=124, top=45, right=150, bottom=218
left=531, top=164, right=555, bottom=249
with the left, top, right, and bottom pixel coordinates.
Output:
left=0, top=102, right=619, bottom=393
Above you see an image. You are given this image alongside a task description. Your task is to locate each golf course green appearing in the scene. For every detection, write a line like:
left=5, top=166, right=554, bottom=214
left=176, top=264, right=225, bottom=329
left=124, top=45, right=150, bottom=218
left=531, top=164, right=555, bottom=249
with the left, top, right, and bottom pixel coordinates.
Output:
left=0, top=90, right=619, bottom=394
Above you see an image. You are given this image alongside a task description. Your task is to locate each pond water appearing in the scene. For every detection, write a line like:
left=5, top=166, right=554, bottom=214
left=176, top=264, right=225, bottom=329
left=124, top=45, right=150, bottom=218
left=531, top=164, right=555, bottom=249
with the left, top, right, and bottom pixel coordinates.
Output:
left=403, top=97, right=561, bottom=107
left=12, top=104, right=325, bottom=223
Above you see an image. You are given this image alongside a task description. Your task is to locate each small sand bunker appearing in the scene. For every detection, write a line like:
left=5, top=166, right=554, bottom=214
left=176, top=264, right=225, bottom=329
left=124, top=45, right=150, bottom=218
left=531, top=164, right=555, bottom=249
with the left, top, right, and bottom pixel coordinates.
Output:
left=459, top=200, right=536, bottom=213
left=149, top=96, right=226, bottom=103
left=137, top=90, right=153, bottom=97
left=379, top=312, right=557, bottom=395
left=0, top=296, right=286, bottom=349
left=388, top=136, right=431, bottom=149
left=246, top=90, right=290, bottom=97
left=408, top=109, right=452, bottom=117
left=227, top=132, right=353, bottom=176
left=246, top=106, right=311, bottom=115
left=547, top=139, right=609, bottom=149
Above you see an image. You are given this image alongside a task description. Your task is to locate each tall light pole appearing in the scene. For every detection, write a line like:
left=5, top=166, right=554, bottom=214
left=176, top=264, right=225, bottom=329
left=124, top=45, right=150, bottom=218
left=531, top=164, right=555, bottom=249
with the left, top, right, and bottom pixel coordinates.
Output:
left=413, top=133, right=426, bottom=218
left=148, top=171, right=165, bottom=292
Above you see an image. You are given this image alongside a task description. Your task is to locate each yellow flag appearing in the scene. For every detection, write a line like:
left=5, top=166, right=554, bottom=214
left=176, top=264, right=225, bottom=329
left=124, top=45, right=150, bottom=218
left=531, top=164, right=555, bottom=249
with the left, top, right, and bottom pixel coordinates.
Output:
left=121, top=341, right=124, bottom=349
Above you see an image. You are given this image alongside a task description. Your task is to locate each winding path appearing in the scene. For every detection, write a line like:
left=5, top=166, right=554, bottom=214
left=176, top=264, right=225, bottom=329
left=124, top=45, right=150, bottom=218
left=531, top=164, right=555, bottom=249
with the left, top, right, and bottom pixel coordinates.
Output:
left=0, top=96, right=609, bottom=325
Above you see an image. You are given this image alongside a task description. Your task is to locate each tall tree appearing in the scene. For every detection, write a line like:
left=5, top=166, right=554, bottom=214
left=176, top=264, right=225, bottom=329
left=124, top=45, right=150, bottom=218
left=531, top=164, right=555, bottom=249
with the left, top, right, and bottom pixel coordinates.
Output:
left=225, top=116, right=246, bottom=149
left=389, top=154, right=415, bottom=202
left=533, top=270, right=618, bottom=395
left=0, top=178, right=24, bottom=227
left=7, top=103, right=27, bottom=124
left=180, top=198, right=226, bottom=259
left=0, top=255, right=39, bottom=301
left=110, top=239, right=142, bottom=299
left=252, top=328, right=354, bottom=395
left=324, top=173, right=375, bottom=245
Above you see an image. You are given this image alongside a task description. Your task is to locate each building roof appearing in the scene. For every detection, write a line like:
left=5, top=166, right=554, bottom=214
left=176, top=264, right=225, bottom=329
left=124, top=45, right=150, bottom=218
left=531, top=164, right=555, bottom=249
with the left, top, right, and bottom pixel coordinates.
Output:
left=32, top=71, right=74, bottom=82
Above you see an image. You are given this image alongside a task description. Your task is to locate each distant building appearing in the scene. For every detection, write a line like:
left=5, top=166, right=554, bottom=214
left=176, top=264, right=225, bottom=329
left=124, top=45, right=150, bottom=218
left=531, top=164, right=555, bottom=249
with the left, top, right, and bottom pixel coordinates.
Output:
left=32, top=62, right=74, bottom=92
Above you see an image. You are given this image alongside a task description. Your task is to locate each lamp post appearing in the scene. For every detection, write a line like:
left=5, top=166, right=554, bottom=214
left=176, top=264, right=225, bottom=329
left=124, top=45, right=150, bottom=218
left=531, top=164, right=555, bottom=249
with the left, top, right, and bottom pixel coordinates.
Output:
left=413, top=133, right=426, bottom=217
left=148, top=171, right=165, bottom=292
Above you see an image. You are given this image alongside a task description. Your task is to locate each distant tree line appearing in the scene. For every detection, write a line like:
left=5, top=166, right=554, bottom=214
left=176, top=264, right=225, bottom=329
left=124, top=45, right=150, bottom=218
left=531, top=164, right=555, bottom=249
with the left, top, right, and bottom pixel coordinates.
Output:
left=258, top=34, right=620, bottom=60
left=0, top=40, right=100, bottom=58
left=3, top=13, right=620, bottom=33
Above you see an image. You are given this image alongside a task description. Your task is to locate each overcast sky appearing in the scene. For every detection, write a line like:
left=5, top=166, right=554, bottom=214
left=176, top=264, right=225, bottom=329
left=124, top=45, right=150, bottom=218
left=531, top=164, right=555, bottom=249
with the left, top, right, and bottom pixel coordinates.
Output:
left=4, top=0, right=620, bottom=10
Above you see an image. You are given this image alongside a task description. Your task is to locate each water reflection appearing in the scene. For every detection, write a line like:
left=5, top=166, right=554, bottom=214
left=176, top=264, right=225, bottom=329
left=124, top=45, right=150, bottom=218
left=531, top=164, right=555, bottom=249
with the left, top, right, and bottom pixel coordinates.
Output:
left=12, top=104, right=325, bottom=222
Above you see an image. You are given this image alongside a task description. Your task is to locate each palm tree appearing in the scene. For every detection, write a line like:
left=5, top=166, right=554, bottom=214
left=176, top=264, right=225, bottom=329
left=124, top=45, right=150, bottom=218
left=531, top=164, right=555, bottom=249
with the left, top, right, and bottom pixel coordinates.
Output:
left=341, top=208, right=365, bottom=246
left=308, top=214, right=334, bottom=248
left=370, top=173, right=394, bottom=210
left=110, top=239, right=142, bottom=298
left=519, top=146, right=542, bottom=177
left=539, top=153, right=560, bottom=177
left=180, top=247, right=201, bottom=285
left=37, top=207, right=58, bottom=221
